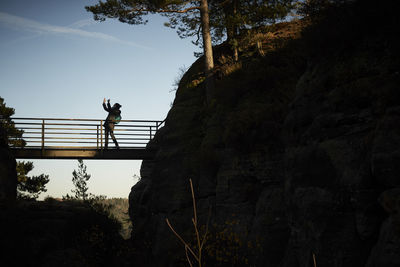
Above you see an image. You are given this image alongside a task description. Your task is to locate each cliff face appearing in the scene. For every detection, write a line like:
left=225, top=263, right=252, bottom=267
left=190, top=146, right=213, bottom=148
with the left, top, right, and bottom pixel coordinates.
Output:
left=0, top=133, right=16, bottom=204
left=282, top=33, right=400, bottom=267
left=129, top=1, right=400, bottom=266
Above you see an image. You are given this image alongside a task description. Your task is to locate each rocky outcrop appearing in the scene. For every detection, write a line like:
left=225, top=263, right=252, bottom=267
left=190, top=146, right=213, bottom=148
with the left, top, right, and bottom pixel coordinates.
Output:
left=281, top=40, right=399, bottom=267
left=366, top=189, right=400, bottom=267
left=0, top=135, right=16, bottom=204
left=128, top=1, right=400, bottom=266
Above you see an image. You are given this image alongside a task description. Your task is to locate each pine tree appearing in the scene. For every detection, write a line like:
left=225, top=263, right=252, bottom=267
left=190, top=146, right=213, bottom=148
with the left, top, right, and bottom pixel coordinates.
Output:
left=209, top=0, right=296, bottom=61
left=1, top=98, right=48, bottom=200
left=16, top=161, right=50, bottom=200
left=85, top=1, right=296, bottom=102
left=0, top=97, right=25, bottom=147
left=86, top=0, right=215, bottom=103
left=71, top=159, right=91, bottom=200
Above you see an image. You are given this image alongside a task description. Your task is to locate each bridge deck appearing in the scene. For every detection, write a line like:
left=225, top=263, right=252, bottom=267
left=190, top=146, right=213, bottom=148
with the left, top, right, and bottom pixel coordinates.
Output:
left=11, top=148, right=156, bottom=160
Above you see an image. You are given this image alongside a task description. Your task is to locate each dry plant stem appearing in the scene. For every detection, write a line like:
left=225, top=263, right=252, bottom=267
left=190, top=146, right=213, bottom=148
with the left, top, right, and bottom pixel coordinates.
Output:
left=313, top=253, right=317, bottom=267
left=185, top=246, right=193, bottom=267
left=165, top=218, right=199, bottom=262
left=190, top=179, right=202, bottom=266
left=166, top=179, right=211, bottom=267
left=200, top=207, right=211, bottom=248
left=190, top=179, right=197, bottom=223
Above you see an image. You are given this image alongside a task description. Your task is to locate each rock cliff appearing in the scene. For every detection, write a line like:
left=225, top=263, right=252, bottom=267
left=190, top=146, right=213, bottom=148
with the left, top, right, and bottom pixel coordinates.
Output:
left=129, top=1, right=400, bottom=266
left=0, top=127, right=16, bottom=205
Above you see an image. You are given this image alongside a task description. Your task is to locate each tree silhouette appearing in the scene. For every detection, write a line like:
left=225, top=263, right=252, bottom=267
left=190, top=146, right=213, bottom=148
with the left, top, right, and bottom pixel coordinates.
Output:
left=71, top=159, right=91, bottom=200
left=0, top=97, right=25, bottom=148
left=16, top=161, right=49, bottom=200
left=86, top=0, right=215, bottom=103
left=210, top=0, right=296, bottom=61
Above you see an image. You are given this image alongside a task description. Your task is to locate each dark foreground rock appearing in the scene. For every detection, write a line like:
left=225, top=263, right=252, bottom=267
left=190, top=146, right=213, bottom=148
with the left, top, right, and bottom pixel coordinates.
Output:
left=0, top=200, right=138, bottom=267
left=0, top=135, right=16, bottom=204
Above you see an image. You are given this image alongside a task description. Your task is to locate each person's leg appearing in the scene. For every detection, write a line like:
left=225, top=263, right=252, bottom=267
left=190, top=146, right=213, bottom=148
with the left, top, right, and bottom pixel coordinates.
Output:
left=110, top=130, right=119, bottom=149
left=104, top=127, right=109, bottom=149
left=108, top=123, right=119, bottom=149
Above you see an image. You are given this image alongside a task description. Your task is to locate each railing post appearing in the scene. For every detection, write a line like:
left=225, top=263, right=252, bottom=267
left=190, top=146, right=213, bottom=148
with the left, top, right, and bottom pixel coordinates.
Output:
left=41, top=119, right=45, bottom=151
left=150, top=126, right=152, bottom=140
left=100, top=120, right=103, bottom=149
left=97, top=125, right=99, bottom=149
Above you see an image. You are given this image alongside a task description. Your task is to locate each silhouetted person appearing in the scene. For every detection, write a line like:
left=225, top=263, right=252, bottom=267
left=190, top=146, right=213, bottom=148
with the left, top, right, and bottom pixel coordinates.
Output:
left=102, top=98, right=122, bottom=149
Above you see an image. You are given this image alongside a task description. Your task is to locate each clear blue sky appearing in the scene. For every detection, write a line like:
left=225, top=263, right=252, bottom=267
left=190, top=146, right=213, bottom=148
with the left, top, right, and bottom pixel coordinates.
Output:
left=0, top=0, right=199, bottom=199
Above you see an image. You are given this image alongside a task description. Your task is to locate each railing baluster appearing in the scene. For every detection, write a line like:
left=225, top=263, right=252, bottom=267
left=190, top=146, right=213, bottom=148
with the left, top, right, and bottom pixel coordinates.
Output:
left=41, top=119, right=45, bottom=151
left=100, top=120, right=103, bottom=150
left=150, top=126, right=152, bottom=140
left=97, top=125, right=99, bottom=149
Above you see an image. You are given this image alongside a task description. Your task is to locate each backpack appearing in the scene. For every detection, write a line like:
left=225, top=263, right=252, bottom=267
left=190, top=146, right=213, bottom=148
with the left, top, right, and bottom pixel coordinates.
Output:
left=114, top=115, right=122, bottom=124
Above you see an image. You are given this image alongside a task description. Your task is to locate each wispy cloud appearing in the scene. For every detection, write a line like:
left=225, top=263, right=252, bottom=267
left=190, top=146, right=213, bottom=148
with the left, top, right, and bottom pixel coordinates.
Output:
left=68, top=18, right=98, bottom=29
left=0, top=12, right=149, bottom=49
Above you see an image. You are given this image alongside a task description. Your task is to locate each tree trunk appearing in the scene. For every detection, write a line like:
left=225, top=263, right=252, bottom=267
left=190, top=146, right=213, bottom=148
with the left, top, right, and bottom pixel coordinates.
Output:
left=226, top=24, right=238, bottom=62
left=224, top=0, right=238, bottom=61
left=200, top=0, right=215, bottom=104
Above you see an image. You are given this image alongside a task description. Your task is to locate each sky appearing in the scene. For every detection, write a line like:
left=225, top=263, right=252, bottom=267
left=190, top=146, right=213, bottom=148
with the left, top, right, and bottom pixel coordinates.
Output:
left=0, top=0, right=199, bottom=199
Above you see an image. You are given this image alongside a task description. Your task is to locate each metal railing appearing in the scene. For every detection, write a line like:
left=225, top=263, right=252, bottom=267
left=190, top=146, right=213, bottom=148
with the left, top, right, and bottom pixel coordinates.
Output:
left=8, top=117, right=165, bottom=149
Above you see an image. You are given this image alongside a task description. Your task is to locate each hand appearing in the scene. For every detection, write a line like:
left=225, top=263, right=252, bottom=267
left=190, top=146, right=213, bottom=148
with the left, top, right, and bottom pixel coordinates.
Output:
left=103, top=98, right=106, bottom=103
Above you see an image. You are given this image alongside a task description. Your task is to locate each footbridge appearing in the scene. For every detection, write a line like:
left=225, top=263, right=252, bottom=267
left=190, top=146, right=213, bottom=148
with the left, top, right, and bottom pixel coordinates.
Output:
left=8, top=118, right=164, bottom=160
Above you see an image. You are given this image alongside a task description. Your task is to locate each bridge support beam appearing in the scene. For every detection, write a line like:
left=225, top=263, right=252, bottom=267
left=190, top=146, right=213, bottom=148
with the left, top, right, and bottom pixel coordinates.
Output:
left=11, top=148, right=156, bottom=160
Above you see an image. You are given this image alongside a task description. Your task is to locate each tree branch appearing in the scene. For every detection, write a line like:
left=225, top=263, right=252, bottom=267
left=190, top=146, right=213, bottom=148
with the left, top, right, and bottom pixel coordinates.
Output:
left=195, top=23, right=201, bottom=45
left=128, top=6, right=199, bottom=14
left=218, top=0, right=231, bottom=6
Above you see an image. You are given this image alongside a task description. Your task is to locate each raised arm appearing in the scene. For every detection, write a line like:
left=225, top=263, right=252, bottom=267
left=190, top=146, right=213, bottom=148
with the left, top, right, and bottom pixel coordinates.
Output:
left=102, top=98, right=110, bottom=112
